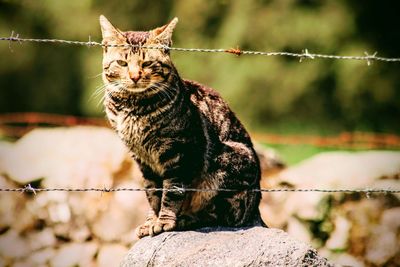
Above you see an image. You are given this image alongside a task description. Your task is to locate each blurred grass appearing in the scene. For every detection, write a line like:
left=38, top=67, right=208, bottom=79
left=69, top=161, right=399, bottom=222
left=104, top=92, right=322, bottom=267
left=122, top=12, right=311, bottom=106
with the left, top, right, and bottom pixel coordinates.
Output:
left=264, top=143, right=336, bottom=165
left=263, top=143, right=399, bottom=166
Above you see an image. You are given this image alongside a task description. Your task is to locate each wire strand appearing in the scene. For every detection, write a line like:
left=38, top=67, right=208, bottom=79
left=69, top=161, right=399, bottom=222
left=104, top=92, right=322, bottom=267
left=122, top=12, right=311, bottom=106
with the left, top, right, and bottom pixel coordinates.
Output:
left=1, top=36, right=400, bottom=63
left=1, top=186, right=399, bottom=194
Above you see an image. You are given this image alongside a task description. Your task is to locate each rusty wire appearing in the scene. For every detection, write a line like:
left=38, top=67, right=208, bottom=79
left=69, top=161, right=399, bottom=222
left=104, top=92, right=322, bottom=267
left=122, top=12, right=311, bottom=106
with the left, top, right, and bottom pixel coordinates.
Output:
left=1, top=113, right=400, bottom=149
left=1, top=34, right=400, bottom=63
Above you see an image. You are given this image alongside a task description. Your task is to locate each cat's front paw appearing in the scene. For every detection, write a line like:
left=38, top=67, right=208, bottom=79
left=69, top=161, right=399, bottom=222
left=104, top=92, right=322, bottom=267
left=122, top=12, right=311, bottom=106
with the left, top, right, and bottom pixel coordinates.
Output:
left=135, top=224, right=151, bottom=239
left=149, top=211, right=177, bottom=236
left=135, top=213, right=158, bottom=239
left=149, top=218, right=177, bottom=236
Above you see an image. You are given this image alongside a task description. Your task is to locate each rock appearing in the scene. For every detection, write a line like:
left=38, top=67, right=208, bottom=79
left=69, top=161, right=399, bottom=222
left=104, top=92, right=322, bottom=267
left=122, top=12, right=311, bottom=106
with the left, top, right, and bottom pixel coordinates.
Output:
left=274, top=151, right=400, bottom=188
left=35, top=191, right=68, bottom=208
left=343, top=199, right=382, bottom=256
left=0, top=126, right=147, bottom=265
left=11, top=205, right=38, bottom=233
left=27, top=228, right=56, bottom=251
left=121, top=227, right=333, bottom=267
left=14, top=260, right=36, bottom=267
left=27, top=248, right=56, bottom=266
left=120, top=229, right=138, bottom=245
left=97, top=244, right=128, bottom=267
left=0, top=230, right=31, bottom=259
left=92, top=199, right=137, bottom=242
left=381, top=207, right=400, bottom=230
left=260, top=151, right=400, bottom=266
left=365, top=207, right=400, bottom=265
left=319, top=251, right=364, bottom=267
left=50, top=242, right=98, bottom=267
left=48, top=202, right=71, bottom=223
left=69, top=223, right=91, bottom=242
left=325, top=216, right=351, bottom=250
left=92, top=181, right=148, bottom=242
left=0, top=176, right=20, bottom=229
left=286, top=217, right=312, bottom=244
left=263, top=151, right=400, bottom=226
left=0, top=126, right=131, bottom=187
left=68, top=192, right=110, bottom=222
left=366, top=226, right=397, bottom=265
left=0, top=142, right=13, bottom=172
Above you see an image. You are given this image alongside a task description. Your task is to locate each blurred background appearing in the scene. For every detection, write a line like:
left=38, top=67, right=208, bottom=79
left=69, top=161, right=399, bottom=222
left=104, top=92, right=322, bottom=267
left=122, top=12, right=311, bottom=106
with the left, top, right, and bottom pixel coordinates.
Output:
left=0, top=1, right=400, bottom=266
left=1, top=0, right=399, bottom=135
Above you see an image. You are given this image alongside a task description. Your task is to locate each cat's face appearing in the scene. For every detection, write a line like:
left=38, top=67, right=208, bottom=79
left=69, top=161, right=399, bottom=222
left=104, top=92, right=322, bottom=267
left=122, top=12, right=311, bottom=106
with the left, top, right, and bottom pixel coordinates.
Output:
left=99, top=15, right=178, bottom=95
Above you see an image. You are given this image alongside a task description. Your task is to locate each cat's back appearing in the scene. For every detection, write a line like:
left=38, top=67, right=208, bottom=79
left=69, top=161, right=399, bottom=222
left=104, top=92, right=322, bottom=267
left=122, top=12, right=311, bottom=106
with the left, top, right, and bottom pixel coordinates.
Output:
left=183, top=79, right=252, bottom=143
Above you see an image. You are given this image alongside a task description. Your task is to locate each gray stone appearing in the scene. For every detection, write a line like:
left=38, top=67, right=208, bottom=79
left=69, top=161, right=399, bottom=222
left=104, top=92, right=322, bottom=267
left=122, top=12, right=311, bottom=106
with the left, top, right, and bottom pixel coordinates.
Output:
left=120, top=227, right=334, bottom=267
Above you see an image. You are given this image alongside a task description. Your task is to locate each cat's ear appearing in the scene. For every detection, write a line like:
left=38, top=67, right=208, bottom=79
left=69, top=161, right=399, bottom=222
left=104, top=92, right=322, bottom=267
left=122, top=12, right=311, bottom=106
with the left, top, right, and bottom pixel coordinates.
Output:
left=99, top=15, right=125, bottom=45
left=152, top=17, right=178, bottom=46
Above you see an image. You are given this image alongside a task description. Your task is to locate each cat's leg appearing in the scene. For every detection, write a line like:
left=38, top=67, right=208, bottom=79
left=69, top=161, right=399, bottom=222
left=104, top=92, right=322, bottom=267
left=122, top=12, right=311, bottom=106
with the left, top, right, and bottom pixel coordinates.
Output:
left=216, top=141, right=263, bottom=226
left=135, top=177, right=162, bottom=238
left=149, top=177, right=185, bottom=236
left=177, top=203, right=218, bottom=230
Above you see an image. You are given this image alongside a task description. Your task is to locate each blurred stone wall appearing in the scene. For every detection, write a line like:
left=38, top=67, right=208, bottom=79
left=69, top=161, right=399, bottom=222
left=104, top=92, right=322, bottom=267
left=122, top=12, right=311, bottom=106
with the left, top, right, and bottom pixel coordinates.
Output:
left=0, top=126, right=399, bottom=266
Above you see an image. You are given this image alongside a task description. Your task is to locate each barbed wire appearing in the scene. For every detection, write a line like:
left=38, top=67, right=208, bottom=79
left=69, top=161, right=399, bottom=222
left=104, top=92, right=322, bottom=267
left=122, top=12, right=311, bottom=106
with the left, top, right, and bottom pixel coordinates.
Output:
left=1, top=34, right=400, bottom=63
left=0, top=185, right=399, bottom=195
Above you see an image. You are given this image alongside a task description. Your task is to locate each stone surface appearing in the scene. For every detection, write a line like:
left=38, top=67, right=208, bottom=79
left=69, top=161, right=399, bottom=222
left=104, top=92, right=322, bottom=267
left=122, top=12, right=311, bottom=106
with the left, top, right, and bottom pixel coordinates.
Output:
left=27, top=229, right=56, bottom=251
left=50, top=242, right=98, bottom=267
left=365, top=207, right=400, bottom=265
left=260, top=151, right=400, bottom=266
left=0, top=127, right=146, bottom=265
left=0, top=230, right=32, bottom=259
left=121, top=227, right=333, bottom=267
left=27, top=248, right=55, bottom=266
left=0, top=126, right=129, bottom=187
left=98, top=244, right=128, bottom=267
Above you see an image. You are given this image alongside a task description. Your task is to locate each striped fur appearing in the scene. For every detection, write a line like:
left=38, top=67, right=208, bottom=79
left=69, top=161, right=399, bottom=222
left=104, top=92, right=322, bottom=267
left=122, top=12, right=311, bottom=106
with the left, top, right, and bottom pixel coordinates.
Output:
left=100, top=16, right=264, bottom=238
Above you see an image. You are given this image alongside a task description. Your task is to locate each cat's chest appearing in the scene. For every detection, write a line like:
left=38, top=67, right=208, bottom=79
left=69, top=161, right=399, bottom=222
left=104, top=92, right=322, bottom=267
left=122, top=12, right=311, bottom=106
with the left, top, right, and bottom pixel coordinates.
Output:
left=114, top=111, right=148, bottom=146
left=109, top=109, right=167, bottom=174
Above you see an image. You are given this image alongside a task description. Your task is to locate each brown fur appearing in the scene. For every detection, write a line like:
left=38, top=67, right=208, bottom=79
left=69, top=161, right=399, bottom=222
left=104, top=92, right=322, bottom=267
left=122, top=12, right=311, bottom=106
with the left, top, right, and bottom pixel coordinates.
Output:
left=99, top=15, right=265, bottom=238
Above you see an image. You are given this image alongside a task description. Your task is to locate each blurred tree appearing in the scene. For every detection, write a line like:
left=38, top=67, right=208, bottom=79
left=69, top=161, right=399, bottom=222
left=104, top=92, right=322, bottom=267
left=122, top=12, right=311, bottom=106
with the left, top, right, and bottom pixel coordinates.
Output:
left=0, top=0, right=398, bottom=133
left=0, top=1, right=83, bottom=115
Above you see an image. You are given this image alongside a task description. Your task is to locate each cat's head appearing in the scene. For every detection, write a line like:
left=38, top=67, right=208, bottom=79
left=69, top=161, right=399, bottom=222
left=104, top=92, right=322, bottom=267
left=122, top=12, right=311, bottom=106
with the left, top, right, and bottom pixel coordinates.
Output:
left=99, top=15, right=178, bottom=96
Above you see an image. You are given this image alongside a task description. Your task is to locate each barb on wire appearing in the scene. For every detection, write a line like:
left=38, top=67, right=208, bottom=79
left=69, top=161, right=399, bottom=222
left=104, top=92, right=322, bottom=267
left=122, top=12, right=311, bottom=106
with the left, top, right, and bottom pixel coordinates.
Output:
left=22, top=184, right=37, bottom=195
left=1, top=35, right=400, bottom=63
left=7, top=31, right=21, bottom=52
left=0, top=187, right=399, bottom=194
left=364, top=51, right=378, bottom=66
left=299, top=49, right=315, bottom=62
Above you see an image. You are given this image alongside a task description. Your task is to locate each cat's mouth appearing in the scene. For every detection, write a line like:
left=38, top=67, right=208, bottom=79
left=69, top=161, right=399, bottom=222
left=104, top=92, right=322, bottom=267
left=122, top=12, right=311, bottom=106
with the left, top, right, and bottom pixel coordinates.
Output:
left=124, top=83, right=151, bottom=93
left=106, top=81, right=154, bottom=96
left=125, top=87, right=148, bottom=93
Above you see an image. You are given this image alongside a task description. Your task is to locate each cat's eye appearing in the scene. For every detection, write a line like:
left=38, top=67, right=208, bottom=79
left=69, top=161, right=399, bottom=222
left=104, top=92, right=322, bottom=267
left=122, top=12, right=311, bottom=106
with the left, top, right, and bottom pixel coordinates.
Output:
left=116, top=60, right=128, bottom=67
left=142, top=61, right=154, bottom=68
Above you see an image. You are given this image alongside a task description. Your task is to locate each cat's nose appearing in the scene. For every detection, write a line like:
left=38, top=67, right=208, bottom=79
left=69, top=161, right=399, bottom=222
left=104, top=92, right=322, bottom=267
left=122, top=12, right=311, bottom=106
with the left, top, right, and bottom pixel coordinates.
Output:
left=130, top=72, right=141, bottom=83
left=130, top=71, right=141, bottom=83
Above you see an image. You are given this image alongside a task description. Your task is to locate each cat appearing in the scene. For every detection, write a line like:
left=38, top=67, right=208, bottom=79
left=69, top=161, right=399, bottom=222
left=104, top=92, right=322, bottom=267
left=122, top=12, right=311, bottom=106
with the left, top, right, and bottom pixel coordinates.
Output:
left=99, top=15, right=265, bottom=238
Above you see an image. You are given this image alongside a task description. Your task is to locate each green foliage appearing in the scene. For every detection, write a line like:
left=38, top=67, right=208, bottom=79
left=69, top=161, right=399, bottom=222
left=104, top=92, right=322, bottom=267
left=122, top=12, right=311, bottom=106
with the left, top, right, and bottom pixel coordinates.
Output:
left=0, top=0, right=399, bottom=133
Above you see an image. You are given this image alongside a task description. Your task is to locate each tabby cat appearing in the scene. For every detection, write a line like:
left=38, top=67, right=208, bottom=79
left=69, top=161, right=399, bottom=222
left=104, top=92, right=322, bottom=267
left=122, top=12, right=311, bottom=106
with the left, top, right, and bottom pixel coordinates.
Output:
left=99, top=15, right=264, bottom=238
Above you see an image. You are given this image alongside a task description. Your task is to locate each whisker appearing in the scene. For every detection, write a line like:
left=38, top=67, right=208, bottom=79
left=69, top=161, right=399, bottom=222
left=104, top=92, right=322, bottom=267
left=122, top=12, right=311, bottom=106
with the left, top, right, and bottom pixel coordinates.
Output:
left=87, top=72, right=103, bottom=79
left=89, top=85, right=105, bottom=102
left=89, top=81, right=120, bottom=107
left=158, top=83, right=175, bottom=102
